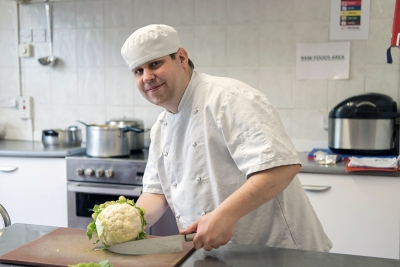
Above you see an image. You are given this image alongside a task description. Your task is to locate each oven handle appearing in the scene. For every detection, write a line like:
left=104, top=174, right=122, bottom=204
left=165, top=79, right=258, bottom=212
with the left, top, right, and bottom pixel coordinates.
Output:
left=67, top=182, right=142, bottom=196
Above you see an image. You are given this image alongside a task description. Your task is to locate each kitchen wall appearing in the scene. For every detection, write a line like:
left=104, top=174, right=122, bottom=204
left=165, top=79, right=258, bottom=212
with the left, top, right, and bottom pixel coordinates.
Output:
left=0, top=0, right=399, bottom=150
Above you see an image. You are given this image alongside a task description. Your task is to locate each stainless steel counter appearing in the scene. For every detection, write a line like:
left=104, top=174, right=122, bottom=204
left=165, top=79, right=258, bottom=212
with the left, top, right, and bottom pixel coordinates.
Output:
left=0, top=140, right=85, bottom=157
left=298, top=152, right=400, bottom=177
left=1, top=224, right=400, bottom=267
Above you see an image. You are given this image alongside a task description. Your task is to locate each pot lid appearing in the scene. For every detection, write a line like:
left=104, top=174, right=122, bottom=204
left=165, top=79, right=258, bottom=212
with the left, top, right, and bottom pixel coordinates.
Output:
left=106, top=117, right=143, bottom=127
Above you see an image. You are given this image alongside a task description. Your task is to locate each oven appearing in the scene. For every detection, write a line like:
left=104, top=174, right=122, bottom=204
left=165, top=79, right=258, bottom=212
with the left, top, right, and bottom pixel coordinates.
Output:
left=66, top=151, right=179, bottom=236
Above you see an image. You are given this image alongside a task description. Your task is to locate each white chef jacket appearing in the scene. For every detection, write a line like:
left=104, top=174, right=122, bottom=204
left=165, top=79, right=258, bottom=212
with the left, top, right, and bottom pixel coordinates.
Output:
left=143, top=71, right=332, bottom=252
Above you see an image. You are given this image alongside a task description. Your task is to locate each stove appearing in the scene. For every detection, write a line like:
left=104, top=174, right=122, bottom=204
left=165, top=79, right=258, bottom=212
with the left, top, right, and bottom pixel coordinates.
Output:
left=66, top=149, right=179, bottom=236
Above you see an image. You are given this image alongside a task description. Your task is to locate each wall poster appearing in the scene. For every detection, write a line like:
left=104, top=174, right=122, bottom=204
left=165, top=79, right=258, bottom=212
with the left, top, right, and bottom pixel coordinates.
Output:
left=330, top=0, right=371, bottom=40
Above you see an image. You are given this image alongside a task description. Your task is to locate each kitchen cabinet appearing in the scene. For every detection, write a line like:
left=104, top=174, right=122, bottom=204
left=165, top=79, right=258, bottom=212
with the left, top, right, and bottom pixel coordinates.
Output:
left=298, top=173, right=400, bottom=259
left=0, top=156, right=67, bottom=227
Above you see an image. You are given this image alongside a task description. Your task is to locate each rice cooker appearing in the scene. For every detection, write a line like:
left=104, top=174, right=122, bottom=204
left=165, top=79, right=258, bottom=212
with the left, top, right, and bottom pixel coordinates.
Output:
left=328, top=93, right=399, bottom=155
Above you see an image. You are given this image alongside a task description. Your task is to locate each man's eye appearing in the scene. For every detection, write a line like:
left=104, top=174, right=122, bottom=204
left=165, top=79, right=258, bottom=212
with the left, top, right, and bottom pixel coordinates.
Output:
left=151, top=61, right=159, bottom=67
left=134, top=69, right=143, bottom=75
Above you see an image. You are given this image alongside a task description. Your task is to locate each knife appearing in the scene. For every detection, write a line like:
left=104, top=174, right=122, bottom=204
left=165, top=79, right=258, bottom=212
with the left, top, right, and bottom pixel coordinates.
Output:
left=107, top=233, right=196, bottom=255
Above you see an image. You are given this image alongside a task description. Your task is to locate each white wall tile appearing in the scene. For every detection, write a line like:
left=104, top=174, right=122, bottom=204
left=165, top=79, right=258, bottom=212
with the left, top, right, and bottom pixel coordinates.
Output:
left=163, top=0, right=194, bottom=26
left=104, top=28, right=133, bottom=67
left=194, top=0, right=226, bottom=25
left=226, top=66, right=259, bottom=89
left=76, top=29, right=104, bottom=67
left=51, top=105, right=78, bottom=129
left=292, top=109, right=328, bottom=140
left=365, top=64, right=400, bottom=101
left=370, top=0, right=397, bottom=19
left=52, top=29, right=77, bottom=68
left=51, top=68, right=77, bottom=105
left=19, top=3, right=46, bottom=30
left=293, top=22, right=329, bottom=43
left=327, top=65, right=365, bottom=110
left=293, top=0, right=330, bottom=22
left=104, top=67, right=134, bottom=105
left=259, top=66, right=294, bottom=109
left=194, top=67, right=225, bottom=77
left=0, top=68, right=18, bottom=96
left=174, top=26, right=194, bottom=60
left=106, top=106, right=135, bottom=121
left=133, top=105, right=164, bottom=129
left=0, top=0, right=17, bottom=30
left=259, top=0, right=295, bottom=23
left=34, top=105, right=53, bottom=130
left=53, top=2, right=76, bottom=29
left=104, top=0, right=133, bottom=28
left=226, top=0, right=260, bottom=24
left=367, top=19, right=399, bottom=64
left=76, top=1, right=104, bottom=28
left=194, top=26, right=225, bottom=66
left=292, top=80, right=328, bottom=110
left=0, top=30, right=17, bottom=67
left=259, top=23, right=294, bottom=66
left=23, top=67, right=51, bottom=104
left=350, top=41, right=367, bottom=65
left=133, top=0, right=163, bottom=28
left=226, top=25, right=259, bottom=66
left=77, top=68, right=105, bottom=105
left=20, top=43, right=48, bottom=67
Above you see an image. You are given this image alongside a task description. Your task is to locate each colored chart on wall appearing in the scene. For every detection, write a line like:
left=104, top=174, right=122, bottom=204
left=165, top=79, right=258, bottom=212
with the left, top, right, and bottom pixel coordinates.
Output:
left=330, top=0, right=370, bottom=40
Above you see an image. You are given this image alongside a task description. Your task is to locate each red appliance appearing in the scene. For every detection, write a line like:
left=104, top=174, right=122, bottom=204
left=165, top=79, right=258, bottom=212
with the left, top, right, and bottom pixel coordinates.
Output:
left=387, top=0, right=400, bottom=63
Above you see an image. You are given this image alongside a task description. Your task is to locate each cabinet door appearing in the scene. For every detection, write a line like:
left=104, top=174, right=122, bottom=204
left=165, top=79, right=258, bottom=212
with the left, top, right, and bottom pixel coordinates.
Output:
left=0, top=157, right=67, bottom=227
left=298, top=173, right=400, bottom=259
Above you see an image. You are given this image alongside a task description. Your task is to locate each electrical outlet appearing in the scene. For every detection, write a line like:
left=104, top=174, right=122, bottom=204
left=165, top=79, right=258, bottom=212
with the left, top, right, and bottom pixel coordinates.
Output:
left=32, top=29, right=46, bottom=43
left=0, top=96, right=17, bottom=108
left=20, top=29, right=32, bottom=43
left=19, top=44, right=32, bottom=57
left=18, top=96, right=32, bottom=119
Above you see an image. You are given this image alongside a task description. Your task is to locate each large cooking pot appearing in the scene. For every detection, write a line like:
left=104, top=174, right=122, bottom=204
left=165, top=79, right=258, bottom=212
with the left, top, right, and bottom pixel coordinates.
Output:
left=78, top=121, right=144, bottom=157
left=106, top=118, right=145, bottom=152
left=42, top=126, right=82, bottom=147
left=328, top=93, right=399, bottom=155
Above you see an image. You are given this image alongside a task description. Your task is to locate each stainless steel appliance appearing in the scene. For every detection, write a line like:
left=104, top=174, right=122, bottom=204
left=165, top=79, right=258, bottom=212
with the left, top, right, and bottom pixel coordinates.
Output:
left=106, top=118, right=145, bottom=152
left=42, top=126, right=82, bottom=147
left=328, top=93, right=399, bottom=155
left=66, top=151, right=179, bottom=236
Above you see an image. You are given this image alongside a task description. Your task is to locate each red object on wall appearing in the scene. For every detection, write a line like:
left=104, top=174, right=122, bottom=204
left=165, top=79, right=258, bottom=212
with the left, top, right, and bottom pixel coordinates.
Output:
left=391, top=0, right=400, bottom=47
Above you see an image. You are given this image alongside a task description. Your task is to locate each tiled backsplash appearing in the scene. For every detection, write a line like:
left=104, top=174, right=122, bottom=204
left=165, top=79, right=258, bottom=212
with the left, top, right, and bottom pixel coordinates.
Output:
left=0, top=0, right=399, bottom=151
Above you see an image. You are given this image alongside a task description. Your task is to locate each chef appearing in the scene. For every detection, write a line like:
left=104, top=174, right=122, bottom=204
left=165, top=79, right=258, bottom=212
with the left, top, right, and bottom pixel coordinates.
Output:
left=121, top=24, right=332, bottom=252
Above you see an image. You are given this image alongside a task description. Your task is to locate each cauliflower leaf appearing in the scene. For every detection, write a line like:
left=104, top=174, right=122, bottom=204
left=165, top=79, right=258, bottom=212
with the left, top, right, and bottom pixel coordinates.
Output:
left=86, top=196, right=147, bottom=248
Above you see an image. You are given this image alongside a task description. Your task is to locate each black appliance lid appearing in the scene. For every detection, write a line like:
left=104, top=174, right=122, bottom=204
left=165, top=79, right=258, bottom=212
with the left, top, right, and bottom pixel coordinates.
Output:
left=329, top=92, right=398, bottom=119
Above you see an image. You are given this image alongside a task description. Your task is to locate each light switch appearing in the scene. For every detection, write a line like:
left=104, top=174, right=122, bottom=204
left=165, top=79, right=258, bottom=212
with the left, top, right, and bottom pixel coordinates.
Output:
left=20, top=29, right=32, bottom=43
left=32, top=29, right=46, bottom=43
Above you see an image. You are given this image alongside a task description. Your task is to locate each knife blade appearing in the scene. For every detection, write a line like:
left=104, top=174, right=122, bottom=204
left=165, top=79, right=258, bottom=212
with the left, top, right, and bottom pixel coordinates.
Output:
left=107, top=233, right=196, bottom=255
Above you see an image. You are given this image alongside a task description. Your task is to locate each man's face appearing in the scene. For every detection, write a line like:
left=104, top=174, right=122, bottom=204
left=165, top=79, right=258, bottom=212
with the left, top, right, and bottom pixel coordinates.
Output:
left=132, top=49, right=189, bottom=113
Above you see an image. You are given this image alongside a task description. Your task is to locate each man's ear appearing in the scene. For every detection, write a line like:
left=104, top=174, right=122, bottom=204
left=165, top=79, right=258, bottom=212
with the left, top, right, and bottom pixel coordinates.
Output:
left=177, top=48, right=189, bottom=67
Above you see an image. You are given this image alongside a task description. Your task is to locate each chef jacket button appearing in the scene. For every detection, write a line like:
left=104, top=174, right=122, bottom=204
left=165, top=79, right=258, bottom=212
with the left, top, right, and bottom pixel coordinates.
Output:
left=192, top=142, right=197, bottom=147
left=164, top=122, right=168, bottom=126
left=201, top=212, right=206, bottom=216
left=193, top=109, right=198, bottom=114
left=176, top=214, right=180, bottom=219
left=196, top=177, right=201, bottom=182
left=172, top=182, right=177, bottom=187
left=164, top=152, right=168, bottom=157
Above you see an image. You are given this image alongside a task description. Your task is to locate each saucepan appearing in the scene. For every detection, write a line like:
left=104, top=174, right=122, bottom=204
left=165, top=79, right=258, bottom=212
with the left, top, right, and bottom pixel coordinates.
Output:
left=42, top=126, right=82, bottom=147
left=106, top=118, right=145, bottom=152
left=77, top=120, right=144, bottom=157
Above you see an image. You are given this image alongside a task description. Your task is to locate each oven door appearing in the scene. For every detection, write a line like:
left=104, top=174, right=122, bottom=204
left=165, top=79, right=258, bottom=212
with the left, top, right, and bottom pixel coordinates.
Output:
left=67, top=181, right=179, bottom=236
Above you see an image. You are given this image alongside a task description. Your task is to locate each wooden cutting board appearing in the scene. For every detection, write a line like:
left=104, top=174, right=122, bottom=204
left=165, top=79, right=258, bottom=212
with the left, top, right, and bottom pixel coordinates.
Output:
left=0, top=228, right=195, bottom=267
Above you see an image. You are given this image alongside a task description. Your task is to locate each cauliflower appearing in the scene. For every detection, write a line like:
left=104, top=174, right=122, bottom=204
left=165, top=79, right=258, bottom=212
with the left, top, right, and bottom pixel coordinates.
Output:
left=86, top=196, right=147, bottom=248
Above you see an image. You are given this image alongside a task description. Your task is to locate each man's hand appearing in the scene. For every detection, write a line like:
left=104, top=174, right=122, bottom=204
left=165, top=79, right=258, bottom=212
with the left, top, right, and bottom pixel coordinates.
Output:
left=180, top=209, right=235, bottom=251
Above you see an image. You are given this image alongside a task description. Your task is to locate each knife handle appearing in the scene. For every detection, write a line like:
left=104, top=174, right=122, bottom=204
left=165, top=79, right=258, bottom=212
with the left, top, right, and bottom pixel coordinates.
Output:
left=184, top=233, right=196, bottom=242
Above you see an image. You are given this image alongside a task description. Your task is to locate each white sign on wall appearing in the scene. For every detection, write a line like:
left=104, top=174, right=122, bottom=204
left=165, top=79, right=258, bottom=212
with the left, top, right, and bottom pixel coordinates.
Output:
left=296, top=42, right=350, bottom=80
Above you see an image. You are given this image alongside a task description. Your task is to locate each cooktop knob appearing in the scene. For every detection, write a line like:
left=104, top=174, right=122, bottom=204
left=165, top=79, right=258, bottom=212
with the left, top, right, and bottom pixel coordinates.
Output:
left=105, top=169, right=114, bottom=178
left=95, top=169, right=104, bottom=177
left=84, top=169, right=94, bottom=176
left=76, top=168, right=84, bottom=176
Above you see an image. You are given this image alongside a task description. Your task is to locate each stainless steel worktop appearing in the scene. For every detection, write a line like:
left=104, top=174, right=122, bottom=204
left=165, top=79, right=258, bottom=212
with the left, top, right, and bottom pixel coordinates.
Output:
left=1, top=224, right=400, bottom=267
left=0, top=140, right=85, bottom=158
left=298, top=152, right=400, bottom=177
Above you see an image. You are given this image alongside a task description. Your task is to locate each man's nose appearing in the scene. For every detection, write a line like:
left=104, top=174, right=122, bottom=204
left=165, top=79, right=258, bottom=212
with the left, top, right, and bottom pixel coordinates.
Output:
left=143, top=69, right=155, bottom=83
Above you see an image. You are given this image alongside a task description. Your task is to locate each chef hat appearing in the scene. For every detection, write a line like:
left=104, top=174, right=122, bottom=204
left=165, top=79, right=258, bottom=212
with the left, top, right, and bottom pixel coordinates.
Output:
left=121, top=24, right=182, bottom=71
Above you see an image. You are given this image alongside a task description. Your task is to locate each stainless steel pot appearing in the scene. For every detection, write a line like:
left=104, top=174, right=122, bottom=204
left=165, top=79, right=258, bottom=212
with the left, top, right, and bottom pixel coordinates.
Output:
left=42, top=126, right=82, bottom=147
left=106, top=118, right=145, bottom=152
left=82, top=123, right=144, bottom=158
